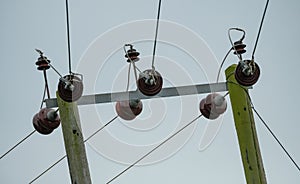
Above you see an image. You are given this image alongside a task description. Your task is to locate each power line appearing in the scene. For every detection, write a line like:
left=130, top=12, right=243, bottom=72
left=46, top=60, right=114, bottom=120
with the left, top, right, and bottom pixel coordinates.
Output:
left=0, top=130, right=36, bottom=160
left=252, top=0, right=270, bottom=59
left=106, top=114, right=203, bottom=184
left=251, top=106, right=300, bottom=172
left=29, top=116, right=118, bottom=183
left=40, top=84, right=47, bottom=109
left=84, top=116, right=118, bottom=142
left=0, top=81, right=49, bottom=160
left=216, top=48, right=232, bottom=83
left=65, top=0, right=72, bottom=74
left=123, top=44, right=139, bottom=89
left=29, top=155, right=67, bottom=184
left=126, top=62, right=132, bottom=91
left=151, top=0, right=162, bottom=70
left=43, top=70, right=51, bottom=99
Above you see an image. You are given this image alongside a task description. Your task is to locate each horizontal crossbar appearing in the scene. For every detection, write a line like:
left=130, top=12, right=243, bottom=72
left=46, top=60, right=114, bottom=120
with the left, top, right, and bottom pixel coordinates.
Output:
left=45, top=82, right=229, bottom=108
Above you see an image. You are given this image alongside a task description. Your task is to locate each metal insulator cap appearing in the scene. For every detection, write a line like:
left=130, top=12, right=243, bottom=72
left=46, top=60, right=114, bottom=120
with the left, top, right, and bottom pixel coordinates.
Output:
left=137, top=69, right=163, bottom=96
left=199, top=93, right=227, bottom=120
left=205, top=93, right=227, bottom=115
left=58, top=74, right=84, bottom=102
left=35, top=56, right=51, bottom=70
left=125, top=48, right=140, bottom=62
left=116, top=99, right=143, bottom=121
left=233, top=41, right=246, bottom=55
left=235, top=60, right=260, bottom=86
left=38, top=108, right=60, bottom=129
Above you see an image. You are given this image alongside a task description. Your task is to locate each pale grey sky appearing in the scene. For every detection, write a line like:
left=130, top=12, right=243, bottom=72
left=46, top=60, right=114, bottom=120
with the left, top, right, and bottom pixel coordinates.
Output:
left=0, top=0, right=300, bottom=183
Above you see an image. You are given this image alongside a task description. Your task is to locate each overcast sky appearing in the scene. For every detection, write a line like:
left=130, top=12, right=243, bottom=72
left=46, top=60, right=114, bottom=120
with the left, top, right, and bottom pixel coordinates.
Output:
left=1, top=0, right=300, bottom=183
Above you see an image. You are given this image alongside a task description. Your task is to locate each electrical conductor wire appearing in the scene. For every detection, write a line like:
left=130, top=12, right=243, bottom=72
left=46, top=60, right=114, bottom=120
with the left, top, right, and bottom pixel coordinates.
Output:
left=126, top=62, right=132, bottom=91
left=0, top=81, right=50, bottom=160
left=43, top=70, right=51, bottom=99
left=124, top=45, right=140, bottom=87
left=29, top=116, right=119, bottom=183
left=151, top=0, right=162, bottom=70
left=252, top=106, right=300, bottom=172
left=40, top=84, right=47, bottom=109
left=216, top=48, right=233, bottom=83
left=0, top=130, right=36, bottom=160
left=252, top=0, right=270, bottom=59
left=65, top=0, right=72, bottom=74
left=106, top=114, right=203, bottom=184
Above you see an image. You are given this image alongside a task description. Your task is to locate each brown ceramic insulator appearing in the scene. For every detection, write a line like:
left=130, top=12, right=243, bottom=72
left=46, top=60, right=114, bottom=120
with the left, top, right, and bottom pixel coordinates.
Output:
left=35, top=56, right=51, bottom=70
left=116, top=100, right=143, bottom=121
left=233, top=41, right=246, bottom=55
left=32, top=113, right=53, bottom=135
left=125, top=48, right=140, bottom=62
left=129, top=99, right=143, bottom=116
left=38, top=108, right=61, bottom=129
left=58, top=75, right=83, bottom=102
left=137, top=70, right=163, bottom=96
left=199, top=93, right=227, bottom=120
left=205, top=93, right=227, bottom=115
left=235, top=61, right=260, bottom=86
left=199, top=98, right=220, bottom=120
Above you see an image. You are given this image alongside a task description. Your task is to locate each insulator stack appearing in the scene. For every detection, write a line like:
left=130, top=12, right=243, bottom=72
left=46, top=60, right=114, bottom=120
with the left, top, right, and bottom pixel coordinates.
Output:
left=137, top=69, right=163, bottom=96
left=32, top=108, right=60, bottom=135
left=58, top=74, right=83, bottom=102
left=35, top=55, right=51, bottom=71
left=235, top=60, right=260, bottom=86
left=233, top=40, right=246, bottom=55
left=116, top=99, right=143, bottom=120
left=199, top=93, right=227, bottom=120
left=125, top=47, right=140, bottom=63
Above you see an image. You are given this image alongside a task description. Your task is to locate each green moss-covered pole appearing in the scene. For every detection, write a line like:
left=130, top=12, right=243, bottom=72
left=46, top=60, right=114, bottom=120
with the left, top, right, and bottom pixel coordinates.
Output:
left=225, top=65, right=267, bottom=184
left=57, top=92, right=92, bottom=184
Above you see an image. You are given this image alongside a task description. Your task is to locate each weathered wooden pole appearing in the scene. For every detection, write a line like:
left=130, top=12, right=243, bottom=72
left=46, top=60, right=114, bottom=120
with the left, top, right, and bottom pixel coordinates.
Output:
left=57, top=92, right=92, bottom=184
left=226, top=64, right=267, bottom=184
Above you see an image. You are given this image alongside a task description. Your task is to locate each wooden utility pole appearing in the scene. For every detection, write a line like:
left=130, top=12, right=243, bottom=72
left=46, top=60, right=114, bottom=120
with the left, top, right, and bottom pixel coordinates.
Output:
left=226, top=64, right=267, bottom=184
left=57, top=92, right=92, bottom=184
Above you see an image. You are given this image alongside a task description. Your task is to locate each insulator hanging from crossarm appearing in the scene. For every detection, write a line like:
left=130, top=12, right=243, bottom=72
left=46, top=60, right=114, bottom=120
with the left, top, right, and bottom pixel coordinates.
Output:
left=32, top=108, right=60, bottom=135
left=57, top=73, right=84, bottom=102
left=116, top=99, right=143, bottom=121
left=199, top=93, right=227, bottom=120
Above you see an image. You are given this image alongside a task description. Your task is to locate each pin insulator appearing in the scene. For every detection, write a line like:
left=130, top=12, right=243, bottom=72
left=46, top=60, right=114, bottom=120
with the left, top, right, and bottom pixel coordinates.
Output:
left=233, top=40, right=246, bottom=55
left=33, top=113, right=53, bottom=135
left=116, top=99, right=143, bottom=121
left=35, top=56, right=51, bottom=70
left=58, top=74, right=83, bottom=102
left=235, top=60, right=260, bottom=86
left=137, top=69, right=163, bottom=96
left=125, top=48, right=140, bottom=62
left=199, top=93, right=227, bottom=120
left=32, top=108, right=60, bottom=135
